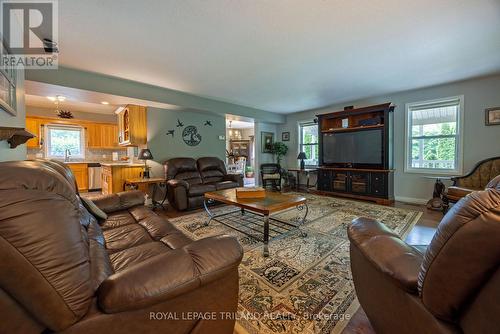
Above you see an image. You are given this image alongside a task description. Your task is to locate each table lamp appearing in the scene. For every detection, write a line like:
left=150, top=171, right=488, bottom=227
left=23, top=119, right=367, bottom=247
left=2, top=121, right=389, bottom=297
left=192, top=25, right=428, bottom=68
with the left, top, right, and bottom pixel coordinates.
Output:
left=297, top=152, right=307, bottom=170
left=138, top=148, right=153, bottom=178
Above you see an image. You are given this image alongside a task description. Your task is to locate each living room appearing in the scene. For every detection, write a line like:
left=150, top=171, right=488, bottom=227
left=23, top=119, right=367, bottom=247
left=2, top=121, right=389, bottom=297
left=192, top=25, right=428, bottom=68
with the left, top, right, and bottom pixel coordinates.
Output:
left=0, top=1, right=499, bottom=334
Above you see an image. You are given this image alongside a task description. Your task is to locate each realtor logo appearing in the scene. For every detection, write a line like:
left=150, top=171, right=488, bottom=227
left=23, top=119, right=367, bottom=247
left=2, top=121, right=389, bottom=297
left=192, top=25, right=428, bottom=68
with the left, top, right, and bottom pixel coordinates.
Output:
left=0, top=0, right=58, bottom=69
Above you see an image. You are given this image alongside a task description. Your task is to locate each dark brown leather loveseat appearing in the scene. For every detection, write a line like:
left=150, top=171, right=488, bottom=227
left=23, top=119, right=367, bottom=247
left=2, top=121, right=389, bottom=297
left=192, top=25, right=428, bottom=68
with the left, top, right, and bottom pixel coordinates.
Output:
left=0, top=160, right=243, bottom=334
left=165, top=157, right=243, bottom=211
left=348, top=175, right=500, bottom=334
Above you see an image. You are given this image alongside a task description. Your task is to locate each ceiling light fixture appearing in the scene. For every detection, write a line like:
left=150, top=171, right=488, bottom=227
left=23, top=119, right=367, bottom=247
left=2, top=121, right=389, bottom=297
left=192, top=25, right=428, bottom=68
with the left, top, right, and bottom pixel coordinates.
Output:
left=47, top=95, right=66, bottom=102
left=101, top=101, right=109, bottom=105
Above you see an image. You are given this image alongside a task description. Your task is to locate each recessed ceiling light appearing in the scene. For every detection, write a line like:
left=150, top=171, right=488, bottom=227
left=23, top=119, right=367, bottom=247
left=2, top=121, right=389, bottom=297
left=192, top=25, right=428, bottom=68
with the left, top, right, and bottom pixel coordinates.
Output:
left=101, top=101, right=110, bottom=105
left=47, top=96, right=56, bottom=101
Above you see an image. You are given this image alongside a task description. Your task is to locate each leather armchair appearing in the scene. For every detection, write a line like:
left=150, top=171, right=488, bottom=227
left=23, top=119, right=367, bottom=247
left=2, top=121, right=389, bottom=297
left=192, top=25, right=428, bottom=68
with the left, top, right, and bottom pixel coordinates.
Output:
left=443, top=156, right=500, bottom=212
left=0, top=160, right=243, bottom=334
left=348, top=176, right=500, bottom=334
left=164, top=157, right=243, bottom=211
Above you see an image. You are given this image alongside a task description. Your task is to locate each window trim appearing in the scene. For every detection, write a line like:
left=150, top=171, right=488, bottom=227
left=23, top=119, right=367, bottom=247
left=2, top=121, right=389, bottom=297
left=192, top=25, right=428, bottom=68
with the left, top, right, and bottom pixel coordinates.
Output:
left=45, top=124, right=86, bottom=159
left=404, top=95, right=464, bottom=175
left=298, top=121, right=319, bottom=167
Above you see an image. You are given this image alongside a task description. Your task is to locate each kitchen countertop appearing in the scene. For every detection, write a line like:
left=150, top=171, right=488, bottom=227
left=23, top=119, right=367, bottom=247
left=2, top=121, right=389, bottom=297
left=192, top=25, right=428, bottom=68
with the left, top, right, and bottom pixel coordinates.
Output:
left=62, top=161, right=143, bottom=167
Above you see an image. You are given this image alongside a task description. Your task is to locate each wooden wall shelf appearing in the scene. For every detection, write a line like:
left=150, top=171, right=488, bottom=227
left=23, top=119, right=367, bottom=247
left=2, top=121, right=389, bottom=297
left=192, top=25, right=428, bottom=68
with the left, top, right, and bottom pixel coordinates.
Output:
left=0, top=127, right=35, bottom=148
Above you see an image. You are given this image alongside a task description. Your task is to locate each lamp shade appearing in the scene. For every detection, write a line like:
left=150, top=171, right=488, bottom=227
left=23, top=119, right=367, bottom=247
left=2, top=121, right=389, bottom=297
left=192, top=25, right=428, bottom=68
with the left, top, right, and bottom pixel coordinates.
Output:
left=297, top=152, right=307, bottom=160
left=138, top=148, right=153, bottom=160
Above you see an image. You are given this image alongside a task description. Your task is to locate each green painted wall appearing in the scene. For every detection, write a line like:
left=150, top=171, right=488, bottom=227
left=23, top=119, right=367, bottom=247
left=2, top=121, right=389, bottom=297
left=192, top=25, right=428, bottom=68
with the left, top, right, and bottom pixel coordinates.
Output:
left=147, top=107, right=226, bottom=177
left=0, top=70, right=26, bottom=162
left=278, top=74, right=500, bottom=203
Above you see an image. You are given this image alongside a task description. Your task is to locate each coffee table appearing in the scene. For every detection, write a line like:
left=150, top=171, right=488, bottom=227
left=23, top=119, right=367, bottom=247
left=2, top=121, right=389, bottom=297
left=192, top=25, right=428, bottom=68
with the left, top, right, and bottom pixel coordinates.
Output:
left=204, top=189, right=308, bottom=257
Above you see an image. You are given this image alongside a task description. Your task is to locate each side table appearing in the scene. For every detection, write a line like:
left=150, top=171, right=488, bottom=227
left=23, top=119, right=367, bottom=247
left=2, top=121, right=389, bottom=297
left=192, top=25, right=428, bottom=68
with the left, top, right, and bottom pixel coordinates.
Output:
left=287, top=168, right=318, bottom=192
left=124, top=177, right=167, bottom=210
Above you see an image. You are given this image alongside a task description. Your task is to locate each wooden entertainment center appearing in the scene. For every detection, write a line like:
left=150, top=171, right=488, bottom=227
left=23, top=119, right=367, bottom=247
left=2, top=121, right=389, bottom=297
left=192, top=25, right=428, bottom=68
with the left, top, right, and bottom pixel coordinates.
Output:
left=315, top=103, right=395, bottom=205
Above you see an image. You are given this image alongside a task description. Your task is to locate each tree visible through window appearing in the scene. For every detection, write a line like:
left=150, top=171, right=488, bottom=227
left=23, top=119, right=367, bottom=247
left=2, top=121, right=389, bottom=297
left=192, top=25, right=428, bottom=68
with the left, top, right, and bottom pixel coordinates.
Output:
left=299, top=122, right=318, bottom=166
left=406, top=96, right=463, bottom=174
left=46, top=125, right=85, bottom=159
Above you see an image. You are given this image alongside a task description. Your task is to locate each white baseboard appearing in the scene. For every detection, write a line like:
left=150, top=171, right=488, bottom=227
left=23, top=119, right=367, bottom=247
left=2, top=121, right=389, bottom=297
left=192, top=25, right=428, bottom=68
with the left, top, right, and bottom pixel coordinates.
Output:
left=395, top=196, right=428, bottom=205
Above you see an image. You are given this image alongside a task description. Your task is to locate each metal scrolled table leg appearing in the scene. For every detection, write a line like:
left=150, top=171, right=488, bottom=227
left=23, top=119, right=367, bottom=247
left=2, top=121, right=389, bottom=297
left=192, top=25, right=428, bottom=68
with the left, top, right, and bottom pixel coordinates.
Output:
left=203, top=198, right=215, bottom=226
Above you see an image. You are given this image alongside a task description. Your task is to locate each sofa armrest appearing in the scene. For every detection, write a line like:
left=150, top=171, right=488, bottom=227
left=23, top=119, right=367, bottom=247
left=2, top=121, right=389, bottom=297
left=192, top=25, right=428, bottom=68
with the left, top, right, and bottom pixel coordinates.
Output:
left=348, top=217, right=423, bottom=294
left=223, top=173, right=243, bottom=186
left=91, top=190, right=145, bottom=214
left=97, top=235, right=243, bottom=313
left=167, top=179, right=190, bottom=190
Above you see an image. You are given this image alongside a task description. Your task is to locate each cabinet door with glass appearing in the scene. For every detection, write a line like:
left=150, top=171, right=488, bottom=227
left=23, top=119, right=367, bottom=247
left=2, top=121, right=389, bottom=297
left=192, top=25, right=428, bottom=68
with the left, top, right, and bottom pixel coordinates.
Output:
left=350, top=172, right=370, bottom=195
left=332, top=172, right=349, bottom=192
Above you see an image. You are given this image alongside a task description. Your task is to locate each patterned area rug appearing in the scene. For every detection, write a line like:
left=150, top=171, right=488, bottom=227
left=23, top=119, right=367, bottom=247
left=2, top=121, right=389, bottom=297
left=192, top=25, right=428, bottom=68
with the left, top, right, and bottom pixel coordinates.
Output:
left=170, top=193, right=422, bottom=334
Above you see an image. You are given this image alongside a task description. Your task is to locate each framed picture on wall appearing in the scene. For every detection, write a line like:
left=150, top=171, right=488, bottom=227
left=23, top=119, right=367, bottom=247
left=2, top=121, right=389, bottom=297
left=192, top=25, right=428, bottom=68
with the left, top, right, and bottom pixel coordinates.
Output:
left=485, top=107, right=500, bottom=126
left=261, top=131, right=274, bottom=153
left=282, top=131, right=290, bottom=141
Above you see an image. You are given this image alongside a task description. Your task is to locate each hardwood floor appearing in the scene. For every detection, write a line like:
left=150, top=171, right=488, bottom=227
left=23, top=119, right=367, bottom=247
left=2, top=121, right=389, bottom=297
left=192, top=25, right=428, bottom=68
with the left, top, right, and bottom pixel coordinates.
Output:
left=155, top=193, right=443, bottom=334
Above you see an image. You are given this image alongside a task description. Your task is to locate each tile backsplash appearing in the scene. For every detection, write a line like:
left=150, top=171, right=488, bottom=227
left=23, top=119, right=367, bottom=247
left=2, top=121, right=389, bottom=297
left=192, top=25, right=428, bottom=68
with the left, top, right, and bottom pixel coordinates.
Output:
left=27, top=147, right=128, bottom=162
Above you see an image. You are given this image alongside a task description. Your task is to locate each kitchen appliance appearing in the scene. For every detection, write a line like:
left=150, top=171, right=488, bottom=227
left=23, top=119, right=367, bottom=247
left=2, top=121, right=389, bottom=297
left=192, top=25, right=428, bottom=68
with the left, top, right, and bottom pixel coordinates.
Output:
left=88, top=163, right=102, bottom=191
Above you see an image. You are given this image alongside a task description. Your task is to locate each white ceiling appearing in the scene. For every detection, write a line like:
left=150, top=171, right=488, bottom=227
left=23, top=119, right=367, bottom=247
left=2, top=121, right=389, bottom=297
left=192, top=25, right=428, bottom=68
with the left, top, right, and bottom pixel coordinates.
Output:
left=55, top=0, right=500, bottom=113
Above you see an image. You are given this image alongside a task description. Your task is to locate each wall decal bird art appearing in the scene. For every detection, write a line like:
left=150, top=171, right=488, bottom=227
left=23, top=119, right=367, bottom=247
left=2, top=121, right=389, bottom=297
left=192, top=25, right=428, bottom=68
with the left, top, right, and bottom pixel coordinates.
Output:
left=166, top=130, right=175, bottom=137
left=204, top=120, right=212, bottom=126
left=176, top=119, right=184, bottom=127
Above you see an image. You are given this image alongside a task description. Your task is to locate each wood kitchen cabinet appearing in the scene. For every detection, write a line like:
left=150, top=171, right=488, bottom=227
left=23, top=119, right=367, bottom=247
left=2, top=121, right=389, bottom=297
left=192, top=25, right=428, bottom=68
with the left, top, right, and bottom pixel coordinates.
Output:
left=26, top=116, right=121, bottom=149
left=25, top=117, right=41, bottom=148
left=118, top=105, right=147, bottom=146
left=67, top=163, right=88, bottom=192
left=87, top=123, right=119, bottom=148
left=101, top=164, right=143, bottom=195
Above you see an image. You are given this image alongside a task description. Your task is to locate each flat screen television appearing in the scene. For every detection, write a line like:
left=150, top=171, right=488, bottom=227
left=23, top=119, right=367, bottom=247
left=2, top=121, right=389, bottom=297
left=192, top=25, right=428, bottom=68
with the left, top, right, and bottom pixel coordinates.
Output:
left=322, top=129, right=384, bottom=168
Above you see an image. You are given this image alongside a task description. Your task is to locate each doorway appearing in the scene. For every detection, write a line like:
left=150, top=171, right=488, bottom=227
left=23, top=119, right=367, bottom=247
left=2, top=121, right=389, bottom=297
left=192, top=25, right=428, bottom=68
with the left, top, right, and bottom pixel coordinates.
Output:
left=225, top=116, right=255, bottom=187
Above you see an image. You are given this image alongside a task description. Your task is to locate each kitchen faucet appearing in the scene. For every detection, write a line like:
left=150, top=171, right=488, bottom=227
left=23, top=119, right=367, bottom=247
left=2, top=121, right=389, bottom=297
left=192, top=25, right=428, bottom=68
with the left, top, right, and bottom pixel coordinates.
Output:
left=64, top=149, right=71, bottom=162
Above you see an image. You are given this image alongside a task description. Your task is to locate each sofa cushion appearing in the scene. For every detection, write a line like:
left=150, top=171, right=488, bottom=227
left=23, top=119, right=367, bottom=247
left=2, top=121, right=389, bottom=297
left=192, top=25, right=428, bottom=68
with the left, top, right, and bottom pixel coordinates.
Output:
left=263, top=173, right=281, bottom=180
left=215, top=181, right=239, bottom=190
left=188, top=183, right=216, bottom=196
left=164, top=158, right=202, bottom=185
left=109, top=242, right=168, bottom=272
left=103, top=223, right=153, bottom=253
left=197, top=157, right=227, bottom=184
left=81, top=196, right=108, bottom=220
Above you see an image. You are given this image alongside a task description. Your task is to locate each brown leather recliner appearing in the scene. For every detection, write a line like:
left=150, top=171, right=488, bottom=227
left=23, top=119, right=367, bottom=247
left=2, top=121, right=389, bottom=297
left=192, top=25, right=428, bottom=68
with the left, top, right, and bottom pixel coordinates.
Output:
left=348, top=175, right=500, bottom=334
left=165, top=157, right=243, bottom=211
left=0, top=160, right=243, bottom=334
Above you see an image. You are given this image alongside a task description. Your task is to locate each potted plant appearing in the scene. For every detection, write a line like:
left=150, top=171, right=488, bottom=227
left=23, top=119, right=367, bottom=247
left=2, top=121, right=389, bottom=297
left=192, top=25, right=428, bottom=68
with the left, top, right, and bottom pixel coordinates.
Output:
left=271, top=142, right=288, bottom=165
left=245, top=166, right=254, bottom=178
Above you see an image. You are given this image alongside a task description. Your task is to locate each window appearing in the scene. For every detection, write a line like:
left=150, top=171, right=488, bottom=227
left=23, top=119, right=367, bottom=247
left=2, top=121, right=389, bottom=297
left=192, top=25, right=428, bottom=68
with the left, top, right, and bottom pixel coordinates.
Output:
left=299, top=122, right=319, bottom=166
left=46, top=125, right=85, bottom=159
left=405, top=96, right=464, bottom=175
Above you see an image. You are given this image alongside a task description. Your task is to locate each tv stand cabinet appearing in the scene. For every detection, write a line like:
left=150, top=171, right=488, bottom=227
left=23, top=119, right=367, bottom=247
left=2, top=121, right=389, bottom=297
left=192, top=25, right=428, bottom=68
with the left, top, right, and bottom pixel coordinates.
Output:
left=314, top=167, right=394, bottom=205
left=316, top=103, right=395, bottom=205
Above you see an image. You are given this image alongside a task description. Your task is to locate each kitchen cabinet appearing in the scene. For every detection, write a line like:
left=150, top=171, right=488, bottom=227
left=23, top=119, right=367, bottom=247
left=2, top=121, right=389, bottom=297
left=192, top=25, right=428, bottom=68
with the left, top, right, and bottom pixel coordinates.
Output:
left=26, top=117, right=121, bottom=149
left=25, top=117, right=41, bottom=148
left=87, top=123, right=118, bottom=148
left=101, top=164, right=143, bottom=195
left=118, top=105, right=147, bottom=146
left=67, top=163, right=88, bottom=192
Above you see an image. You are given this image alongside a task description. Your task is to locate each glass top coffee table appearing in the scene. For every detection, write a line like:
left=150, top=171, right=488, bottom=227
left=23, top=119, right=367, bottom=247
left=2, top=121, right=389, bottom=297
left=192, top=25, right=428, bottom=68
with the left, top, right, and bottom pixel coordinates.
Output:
left=204, top=189, right=308, bottom=257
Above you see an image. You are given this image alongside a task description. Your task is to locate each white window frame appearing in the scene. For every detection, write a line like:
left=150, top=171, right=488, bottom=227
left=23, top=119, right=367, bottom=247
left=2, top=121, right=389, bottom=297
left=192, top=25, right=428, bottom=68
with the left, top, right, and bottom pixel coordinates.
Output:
left=404, top=95, right=464, bottom=175
left=45, top=124, right=86, bottom=159
left=298, top=121, right=319, bottom=167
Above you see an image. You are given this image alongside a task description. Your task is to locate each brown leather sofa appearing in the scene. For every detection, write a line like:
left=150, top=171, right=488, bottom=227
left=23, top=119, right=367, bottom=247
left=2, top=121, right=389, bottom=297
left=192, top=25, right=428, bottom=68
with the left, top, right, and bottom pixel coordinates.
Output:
left=348, top=175, right=500, bottom=334
left=165, top=157, right=243, bottom=211
left=0, top=160, right=243, bottom=334
left=443, top=156, right=500, bottom=212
